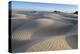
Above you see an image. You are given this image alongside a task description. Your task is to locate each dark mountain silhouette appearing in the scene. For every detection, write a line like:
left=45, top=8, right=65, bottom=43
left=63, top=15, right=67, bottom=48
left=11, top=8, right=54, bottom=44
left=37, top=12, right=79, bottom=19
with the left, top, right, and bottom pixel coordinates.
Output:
left=52, top=10, right=61, bottom=13
left=73, top=11, right=78, bottom=14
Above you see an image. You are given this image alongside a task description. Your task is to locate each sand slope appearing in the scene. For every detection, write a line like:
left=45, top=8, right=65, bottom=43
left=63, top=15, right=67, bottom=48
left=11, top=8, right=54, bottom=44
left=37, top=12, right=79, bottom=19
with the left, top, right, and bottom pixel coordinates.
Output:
left=11, top=12, right=78, bottom=52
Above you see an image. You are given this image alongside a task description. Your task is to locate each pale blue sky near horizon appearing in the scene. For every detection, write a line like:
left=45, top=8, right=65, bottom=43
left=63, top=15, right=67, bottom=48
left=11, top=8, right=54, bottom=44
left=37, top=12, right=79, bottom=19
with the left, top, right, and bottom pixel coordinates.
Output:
left=11, top=1, right=78, bottom=12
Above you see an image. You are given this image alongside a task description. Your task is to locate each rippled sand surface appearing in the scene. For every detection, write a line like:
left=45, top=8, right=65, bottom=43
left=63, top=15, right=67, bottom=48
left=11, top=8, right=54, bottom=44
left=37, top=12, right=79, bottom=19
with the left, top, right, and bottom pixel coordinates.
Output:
left=11, top=12, right=78, bottom=53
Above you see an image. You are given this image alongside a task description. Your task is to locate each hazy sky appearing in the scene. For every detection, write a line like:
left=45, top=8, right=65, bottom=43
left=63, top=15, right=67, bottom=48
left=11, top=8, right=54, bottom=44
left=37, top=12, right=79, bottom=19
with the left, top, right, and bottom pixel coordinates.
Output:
left=11, top=1, right=78, bottom=12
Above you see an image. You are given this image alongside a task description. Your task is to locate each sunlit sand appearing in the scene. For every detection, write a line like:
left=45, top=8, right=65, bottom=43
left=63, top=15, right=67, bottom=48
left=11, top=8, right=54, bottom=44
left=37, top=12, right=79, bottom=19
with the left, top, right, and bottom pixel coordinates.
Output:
left=11, top=12, right=78, bottom=52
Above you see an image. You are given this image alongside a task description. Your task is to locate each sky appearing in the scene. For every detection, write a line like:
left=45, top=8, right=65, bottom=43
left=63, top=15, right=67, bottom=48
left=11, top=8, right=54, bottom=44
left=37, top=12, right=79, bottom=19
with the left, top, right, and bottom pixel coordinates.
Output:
left=11, top=1, right=78, bottom=13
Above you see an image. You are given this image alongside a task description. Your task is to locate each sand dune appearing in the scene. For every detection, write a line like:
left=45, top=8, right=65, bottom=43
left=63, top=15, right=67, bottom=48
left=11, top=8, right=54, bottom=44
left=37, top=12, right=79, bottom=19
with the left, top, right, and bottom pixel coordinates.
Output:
left=27, top=36, right=72, bottom=52
left=11, top=12, right=78, bottom=52
left=27, top=35, right=77, bottom=52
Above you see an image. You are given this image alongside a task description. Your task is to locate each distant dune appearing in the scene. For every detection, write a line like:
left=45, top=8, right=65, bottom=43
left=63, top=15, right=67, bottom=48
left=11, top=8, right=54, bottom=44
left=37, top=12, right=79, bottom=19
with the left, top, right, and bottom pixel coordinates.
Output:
left=12, top=13, right=30, bottom=19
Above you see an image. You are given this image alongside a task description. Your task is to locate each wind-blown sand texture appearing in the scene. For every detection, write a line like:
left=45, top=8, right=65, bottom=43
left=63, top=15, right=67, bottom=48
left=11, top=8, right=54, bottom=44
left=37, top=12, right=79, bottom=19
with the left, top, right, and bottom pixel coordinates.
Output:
left=11, top=12, right=78, bottom=53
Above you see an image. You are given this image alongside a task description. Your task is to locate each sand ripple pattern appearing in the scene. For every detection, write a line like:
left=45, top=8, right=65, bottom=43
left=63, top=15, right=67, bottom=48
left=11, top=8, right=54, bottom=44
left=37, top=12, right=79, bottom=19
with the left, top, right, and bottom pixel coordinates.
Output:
left=27, top=36, right=72, bottom=52
left=11, top=12, right=78, bottom=52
